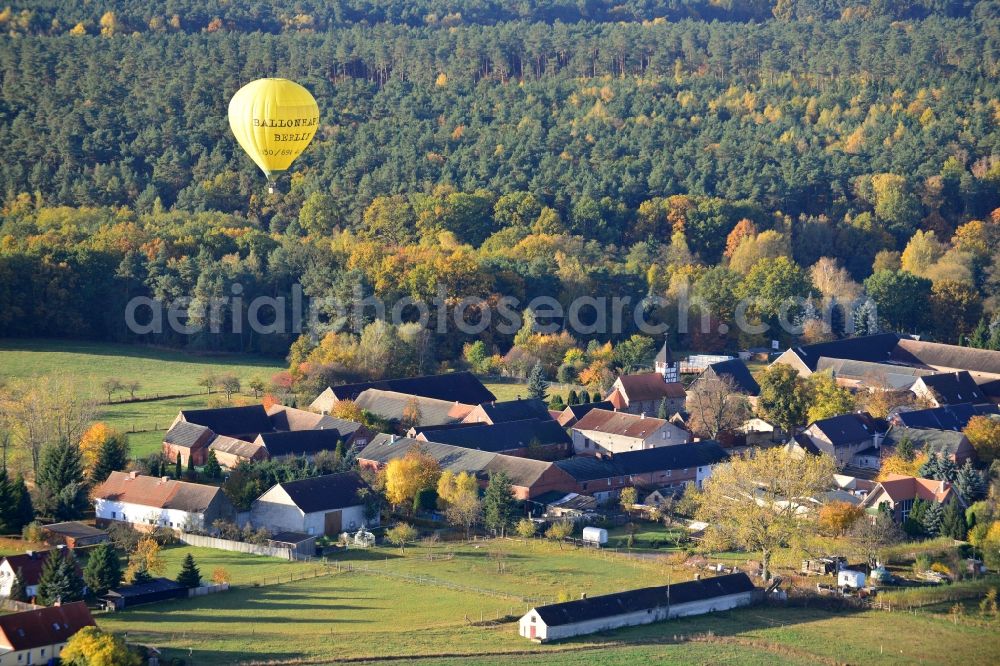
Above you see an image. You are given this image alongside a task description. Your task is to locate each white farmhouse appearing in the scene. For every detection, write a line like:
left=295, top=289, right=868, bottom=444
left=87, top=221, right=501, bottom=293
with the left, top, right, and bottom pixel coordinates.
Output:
left=93, top=471, right=235, bottom=532
left=519, top=573, right=757, bottom=642
left=250, top=472, right=377, bottom=537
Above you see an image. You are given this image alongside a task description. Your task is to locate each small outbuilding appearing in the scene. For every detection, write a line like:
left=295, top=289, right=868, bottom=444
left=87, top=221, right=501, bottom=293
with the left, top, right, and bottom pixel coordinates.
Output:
left=519, top=573, right=758, bottom=642
left=837, top=570, right=866, bottom=589
left=102, top=577, right=187, bottom=610
left=41, top=522, right=109, bottom=549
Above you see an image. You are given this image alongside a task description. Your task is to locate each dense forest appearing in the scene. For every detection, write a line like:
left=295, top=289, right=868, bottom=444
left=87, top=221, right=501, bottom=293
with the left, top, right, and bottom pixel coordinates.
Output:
left=0, top=2, right=998, bottom=386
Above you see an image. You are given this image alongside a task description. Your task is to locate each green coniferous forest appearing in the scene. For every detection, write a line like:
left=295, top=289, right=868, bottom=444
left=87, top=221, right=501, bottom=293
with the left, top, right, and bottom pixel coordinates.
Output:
left=0, top=1, right=997, bottom=383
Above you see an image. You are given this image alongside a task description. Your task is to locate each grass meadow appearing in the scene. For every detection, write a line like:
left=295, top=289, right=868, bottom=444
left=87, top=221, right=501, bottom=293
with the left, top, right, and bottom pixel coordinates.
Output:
left=94, top=541, right=1000, bottom=665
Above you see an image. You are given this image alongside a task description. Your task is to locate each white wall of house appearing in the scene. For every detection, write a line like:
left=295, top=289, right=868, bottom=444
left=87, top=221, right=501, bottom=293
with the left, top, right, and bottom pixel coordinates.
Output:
left=0, top=561, right=38, bottom=598
left=519, top=590, right=756, bottom=641
left=95, top=498, right=205, bottom=531
left=0, top=641, right=70, bottom=665
left=572, top=422, right=689, bottom=456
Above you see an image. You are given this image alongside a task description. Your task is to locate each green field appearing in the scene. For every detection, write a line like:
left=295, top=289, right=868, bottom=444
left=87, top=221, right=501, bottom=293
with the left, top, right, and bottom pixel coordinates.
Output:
left=94, top=541, right=1000, bottom=665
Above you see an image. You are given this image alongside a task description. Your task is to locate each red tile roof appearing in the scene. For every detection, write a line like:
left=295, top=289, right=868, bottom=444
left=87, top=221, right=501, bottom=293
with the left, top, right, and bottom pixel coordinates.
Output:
left=0, top=601, right=95, bottom=651
left=93, top=471, right=224, bottom=513
left=573, top=409, right=673, bottom=439
left=876, top=474, right=955, bottom=504
left=611, top=373, right=686, bottom=404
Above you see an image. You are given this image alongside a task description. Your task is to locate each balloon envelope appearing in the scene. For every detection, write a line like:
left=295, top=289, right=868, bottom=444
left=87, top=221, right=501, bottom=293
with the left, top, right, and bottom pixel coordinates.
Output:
left=228, top=78, right=319, bottom=178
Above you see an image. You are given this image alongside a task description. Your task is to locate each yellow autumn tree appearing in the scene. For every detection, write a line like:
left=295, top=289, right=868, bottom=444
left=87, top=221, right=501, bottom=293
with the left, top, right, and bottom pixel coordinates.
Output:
left=877, top=452, right=928, bottom=480
left=124, top=537, right=165, bottom=583
left=60, top=626, right=141, bottom=666
left=383, top=445, right=441, bottom=508
left=437, top=470, right=478, bottom=509
left=78, top=422, right=120, bottom=473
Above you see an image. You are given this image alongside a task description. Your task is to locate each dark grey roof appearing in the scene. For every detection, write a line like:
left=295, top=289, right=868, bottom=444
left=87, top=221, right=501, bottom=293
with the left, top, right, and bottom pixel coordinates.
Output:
left=422, top=418, right=570, bottom=453
left=163, top=421, right=211, bottom=447
left=703, top=359, right=760, bottom=396
left=275, top=472, right=370, bottom=514
left=257, top=429, right=347, bottom=457
left=475, top=398, right=552, bottom=423
left=918, top=371, right=986, bottom=405
left=179, top=405, right=274, bottom=439
left=892, top=403, right=999, bottom=431
left=106, top=577, right=185, bottom=599
left=41, top=522, right=107, bottom=540
left=655, top=341, right=674, bottom=365
left=327, top=371, right=495, bottom=404
left=555, top=442, right=729, bottom=482
left=564, top=401, right=614, bottom=419
left=809, top=413, right=880, bottom=447
left=882, top=426, right=969, bottom=458
left=786, top=334, right=901, bottom=371
left=532, top=573, right=755, bottom=627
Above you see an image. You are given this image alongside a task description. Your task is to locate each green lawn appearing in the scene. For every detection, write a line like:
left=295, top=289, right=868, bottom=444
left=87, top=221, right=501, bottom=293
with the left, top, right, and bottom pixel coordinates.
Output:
left=0, top=338, right=284, bottom=399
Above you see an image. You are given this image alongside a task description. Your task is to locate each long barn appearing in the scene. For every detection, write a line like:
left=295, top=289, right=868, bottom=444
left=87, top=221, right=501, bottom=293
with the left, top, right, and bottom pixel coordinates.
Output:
left=519, top=573, right=758, bottom=642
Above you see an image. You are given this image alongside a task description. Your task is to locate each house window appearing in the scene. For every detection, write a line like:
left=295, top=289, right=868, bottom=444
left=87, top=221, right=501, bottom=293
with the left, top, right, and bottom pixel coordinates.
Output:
left=899, top=499, right=914, bottom=521
left=666, top=470, right=671, bottom=477
left=307, top=527, right=315, bottom=535
left=111, top=511, right=116, bottom=519
left=582, top=483, right=588, bottom=491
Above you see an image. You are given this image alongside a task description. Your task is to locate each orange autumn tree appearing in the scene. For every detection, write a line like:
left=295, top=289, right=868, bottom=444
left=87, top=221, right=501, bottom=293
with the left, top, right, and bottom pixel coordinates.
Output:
left=819, top=501, right=864, bottom=536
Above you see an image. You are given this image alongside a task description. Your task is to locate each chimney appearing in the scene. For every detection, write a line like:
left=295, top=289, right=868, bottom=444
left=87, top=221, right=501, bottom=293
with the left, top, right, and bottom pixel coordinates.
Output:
left=389, top=434, right=397, bottom=444
left=640, top=412, right=645, bottom=419
left=26, top=550, right=34, bottom=558
left=128, top=471, right=137, bottom=480
left=161, top=476, right=169, bottom=483
left=580, top=593, right=587, bottom=600
left=695, top=573, right=701, bottom=581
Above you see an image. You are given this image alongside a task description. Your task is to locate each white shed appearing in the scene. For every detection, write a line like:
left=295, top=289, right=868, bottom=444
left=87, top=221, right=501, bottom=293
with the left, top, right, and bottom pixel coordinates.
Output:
left=837, top=570, right=866, bottom=589
left=582, top=527, right=607, bottom=546
left=519, top=573, right=757, bottom=642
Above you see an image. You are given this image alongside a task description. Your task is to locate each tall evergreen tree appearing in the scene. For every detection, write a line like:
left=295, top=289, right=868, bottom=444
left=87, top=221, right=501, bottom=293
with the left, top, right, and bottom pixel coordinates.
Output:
left=905, top=498, right=928, bottom=537
left=922, top=500, right=945, bottom=537
left=91, top=432, right=130, bottom=484
left=203, top=451, right=222, bottom=480
left=527, top=362, right=548, bottom=402
left=941, top=500, right=967, bottom=540
left=567, top=389, right=579, bottom=406
left=482, top=471, right=515, bottom=537
left=0, top=468, right=14, bottom=533
left=36, top=551, right=84, bottom=605
left=186, top=452, right=196, bottom=480
left=8, top=567, right=27, bottom=602
left=937, top=457, right=958, bottom=483
left=955, top=460, right=987, bottom=503
left=176, top=553, right=201, bottom=588
left=12, top=475, right=34, bottom=531
left=82, top=542, right=123, bottom=597
left=919, top=454, right=941, bottom=479
left=36, top=438, right=88, bottom=521
left=175, top=452, right=182, bottom=479
left=895, top=436, right=915, bottom=462
left=657, top=397, right=669, bottom=419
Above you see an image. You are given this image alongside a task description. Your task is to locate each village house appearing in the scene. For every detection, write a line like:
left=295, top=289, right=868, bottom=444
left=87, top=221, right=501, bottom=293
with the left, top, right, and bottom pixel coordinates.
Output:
left=0, top=549, right=82, bottom=599
left=771, top=334, right=1000, bottom=396
left=309, top=371, right=496, bottom=414
left=554, top=441, right=729, bottom=502
left=412, top=418, right=571, bottom=458
left=880, top=426, right=976, bottom=467
left=861, top=473, right=964, bottom=523
left=0, top=601, right=95, bottom=666
left=518, top=573, right=757, bottom=642
left=93, top=471, right=236, bottom=532
left=788, top=413, right=884, bottom=467
left=163, top=404, right=370, bottom=467
left=556, top=401, right=614, bottom=428
left=250, top=472, right=376, bottom=537
left=353, top=389, right=474, bottom=426
left=606, top=372, right=687, bottom=416
left=891, top=402, right=999, bottom=431
left=571, top=409, right=690, bottom=456
left=910, top=371, right=987, bottom=408
left=687, top=358, right=761, bottom=407
left=461, top=398, right=553, bottom=425
left=358, top=435, right=577, bottom=500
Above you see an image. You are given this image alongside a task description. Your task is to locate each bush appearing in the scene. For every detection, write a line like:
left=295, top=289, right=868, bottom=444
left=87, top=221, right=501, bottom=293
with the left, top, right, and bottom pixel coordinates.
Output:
left=21, top=521, right=43, bottom=542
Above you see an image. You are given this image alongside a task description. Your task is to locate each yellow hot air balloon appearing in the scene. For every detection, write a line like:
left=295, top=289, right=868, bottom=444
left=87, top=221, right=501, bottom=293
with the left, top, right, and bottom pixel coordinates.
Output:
left=228, top=78, right=320, bottom=190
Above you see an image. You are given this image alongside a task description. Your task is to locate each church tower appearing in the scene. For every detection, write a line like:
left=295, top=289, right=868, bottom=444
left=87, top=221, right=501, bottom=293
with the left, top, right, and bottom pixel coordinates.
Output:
left=654, top=340, right=679, bottom=383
